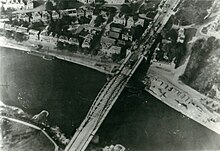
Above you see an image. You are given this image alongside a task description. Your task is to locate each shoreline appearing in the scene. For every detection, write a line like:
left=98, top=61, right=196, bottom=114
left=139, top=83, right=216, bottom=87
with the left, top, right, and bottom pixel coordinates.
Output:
left=0, top=102, right=59, bottom=151
left=0, top=36, right=115, bottom=75
left=145, top=66, right=220, bottom=136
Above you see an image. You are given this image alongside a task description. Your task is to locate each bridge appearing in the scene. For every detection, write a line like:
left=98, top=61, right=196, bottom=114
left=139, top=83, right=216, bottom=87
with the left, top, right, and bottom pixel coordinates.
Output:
left=65, top=0, right=182, bottom=151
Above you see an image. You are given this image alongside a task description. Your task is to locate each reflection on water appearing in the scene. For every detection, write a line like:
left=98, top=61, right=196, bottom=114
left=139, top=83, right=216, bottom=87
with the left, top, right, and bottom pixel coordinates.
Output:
left=1, top=47, right=220, bottom=151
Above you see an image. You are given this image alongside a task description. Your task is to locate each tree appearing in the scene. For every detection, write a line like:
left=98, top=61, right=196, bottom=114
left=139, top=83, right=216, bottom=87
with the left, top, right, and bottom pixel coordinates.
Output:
left=120, top=4, right=132, bottom=16
left=111, top=53, right=121, bottom=62
left=46, top=0, right=54, bottom=11
left=94, top=15, right=106, bottom=27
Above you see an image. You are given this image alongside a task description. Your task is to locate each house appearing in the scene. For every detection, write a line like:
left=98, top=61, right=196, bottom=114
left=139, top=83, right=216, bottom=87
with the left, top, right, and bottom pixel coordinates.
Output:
left=58, top=35, right=69, bottom=43
left=69, top=37, right=79, bottom=46
left=32, top=12, right=42, bottom=22
left=26, top=0, right=34, bottom=9
left=52, top=10, right=60, bottom=20
left=135, top=18, right=145, bottom=27
left=4, top=23, right=13, bottom=31
left=17, top=13, right=29, bottom=22
left=3, top=0, right=25, bottom=10
left=121, top=29, right=132, bottom=41
left=100, top=36, right=116, bottom=55
left=85, top=9, right=93, bottom=17
left=113, top=13, right=126, bottom=25
left=77, top=8, right=85, bottom=17
left=126, top=16, right=134, bottom=28
left=117, top=39, right=126, bottom=46
left=78, top=0, right=95, bottom=4
left=48, top=32, right=58, bottom=46
left=42, top=11, right=51, bottom=23
left=104, top=0, right=125, bottom=5
left=109, top=45, right=121, bottom=55
left=111, top=27, right=122, bottom=33
left=39, top=31, right=50, bottom=43
left=177, top=28, right=185, bottom=43
left=82, top=34, right=93, bottom=48
left=16, top=26, right=28, bottom=34
left=109, top=31, right=120, bottom=39
left=61, top=9, right=77, bottom=17
left=28, top=29, right=40, bottom=41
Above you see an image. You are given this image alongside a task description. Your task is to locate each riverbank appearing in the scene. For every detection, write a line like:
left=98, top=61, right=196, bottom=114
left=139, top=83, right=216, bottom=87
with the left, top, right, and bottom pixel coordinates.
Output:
left=0, top=36, right=117, bottom=75
left=0, top=102, right=59, bottom=151
left=145, top=64, right=220, bottom=135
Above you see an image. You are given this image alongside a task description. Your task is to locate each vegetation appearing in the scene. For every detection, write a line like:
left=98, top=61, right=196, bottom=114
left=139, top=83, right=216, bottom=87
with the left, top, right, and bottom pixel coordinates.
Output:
left=180, top=37, right=220, bottom=97
left=174, top=0, right=213, bottom=25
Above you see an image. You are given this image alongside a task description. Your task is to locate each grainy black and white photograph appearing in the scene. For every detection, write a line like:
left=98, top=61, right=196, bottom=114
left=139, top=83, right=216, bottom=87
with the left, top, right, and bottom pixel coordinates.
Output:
left=1, top=0, right=220, bottom=151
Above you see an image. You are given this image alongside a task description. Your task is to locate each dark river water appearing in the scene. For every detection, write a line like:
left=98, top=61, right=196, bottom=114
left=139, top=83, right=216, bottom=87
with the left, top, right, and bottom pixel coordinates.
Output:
left=1, top=47, right=220, bottom=151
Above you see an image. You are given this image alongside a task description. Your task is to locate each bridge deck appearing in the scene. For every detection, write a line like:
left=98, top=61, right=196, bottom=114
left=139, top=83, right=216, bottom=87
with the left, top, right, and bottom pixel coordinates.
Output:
left=65, top=0, right=181, bottom=150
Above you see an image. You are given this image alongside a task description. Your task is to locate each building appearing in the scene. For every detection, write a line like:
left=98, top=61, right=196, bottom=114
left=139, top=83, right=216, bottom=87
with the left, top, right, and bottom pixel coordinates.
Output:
left=113, top=13, right=126, bottom=25
left=61, top=9, right=77, bottom=17
left=104, top=0, right=125, bottom=5
left=108, top=31, right=120, bottom=39
left=100, top=36, right=116, bottom=55
left=42, top=11, right=50, bottom=23
left=85, top=9, right=93, bottom=17
left=28, top=29, right=40, bottom=41
left=126, top=16, right=134, bottom=28
left=58, top=35, right=69, bottom=43
left=82, top=34, right=93, bottom=48
left=135, top=18, right=145, bottom=27
left=2, top=0, right=25, bottom=10
left=77, top=8, right=85, bottom=17
left=109, top=45, right=121, bottom=55
left=177, top=27, right=185, bottom=43
left=121, top=29, right=132, bottom=41
left=32, top=12, right=42, bottom=22
left=16, top=26, right=28, bottom=33
left=26, top=0, right=34, bottom=9
left=17, top=13, right=30, bottom=22
left=69, top=37, right=79, bottom=46
left=78, top=0, right=95, bottom=4
left=52, top=10, right=60, bottom=20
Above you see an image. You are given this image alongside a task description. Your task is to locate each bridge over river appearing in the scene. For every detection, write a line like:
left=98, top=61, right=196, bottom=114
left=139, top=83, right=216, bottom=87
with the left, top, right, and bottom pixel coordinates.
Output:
left=65, top=0, right=182, bottom=150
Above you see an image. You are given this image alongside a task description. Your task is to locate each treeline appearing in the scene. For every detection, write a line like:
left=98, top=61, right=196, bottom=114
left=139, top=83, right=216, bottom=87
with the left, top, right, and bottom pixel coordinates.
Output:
left=174, top=0, right=213, bottom=25
left=180, top=36, right=219, bottom=85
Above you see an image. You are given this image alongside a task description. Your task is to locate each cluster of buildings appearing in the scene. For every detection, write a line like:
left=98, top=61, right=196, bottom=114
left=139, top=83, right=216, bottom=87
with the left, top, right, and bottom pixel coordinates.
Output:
left=0, top=0, right=34, bottom=11
left=78, top=0, right=125, bottom=5
left=1, top=0, right=150, bottom=60
left=205, top=15, right=220, bottom=33
left=99, top=12, right=146, bottom=57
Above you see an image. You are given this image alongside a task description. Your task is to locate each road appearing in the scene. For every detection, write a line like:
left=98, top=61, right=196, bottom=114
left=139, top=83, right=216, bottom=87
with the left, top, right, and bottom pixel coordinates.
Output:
left=65, top=0, right=182, bottom=151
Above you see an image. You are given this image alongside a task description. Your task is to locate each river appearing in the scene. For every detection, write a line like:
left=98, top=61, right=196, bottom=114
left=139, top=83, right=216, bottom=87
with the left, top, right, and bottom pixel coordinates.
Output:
left=1, top=47, right=220, bottom=151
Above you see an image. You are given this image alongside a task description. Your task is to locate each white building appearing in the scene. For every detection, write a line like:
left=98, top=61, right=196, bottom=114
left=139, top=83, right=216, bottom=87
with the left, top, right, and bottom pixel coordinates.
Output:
left=113, top=13, right=126, bottom=25
left=78, top=0, right=95, bottom=4
left=26, top=0, right=34, bottom=9
left=42, top=11, right=50, bottom=23
left=82, top=34, right=93, bottom=48
left=177, top=28, right=185, bottom=43
left=28, top=29, right=40, bottom=41
left=104, top=0, right=125, bottom=5
left=135, top=18, right=145, bottom=27
left=31, top=12, right=41, bottom=22
left=2, top=0, right=25, bottom=10
left=52, top=10, right=60, bottom=20
left=126, top=16, right=134, bottom=28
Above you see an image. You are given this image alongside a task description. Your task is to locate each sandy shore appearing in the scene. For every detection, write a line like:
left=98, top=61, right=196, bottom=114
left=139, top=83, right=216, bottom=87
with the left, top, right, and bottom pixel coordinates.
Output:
left=145, top=65, right=220, bottom=135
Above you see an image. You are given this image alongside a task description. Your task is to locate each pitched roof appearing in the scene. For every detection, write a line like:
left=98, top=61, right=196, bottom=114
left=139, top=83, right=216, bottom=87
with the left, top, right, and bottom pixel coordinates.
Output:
left=109, top=31, right=120, bottom=39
